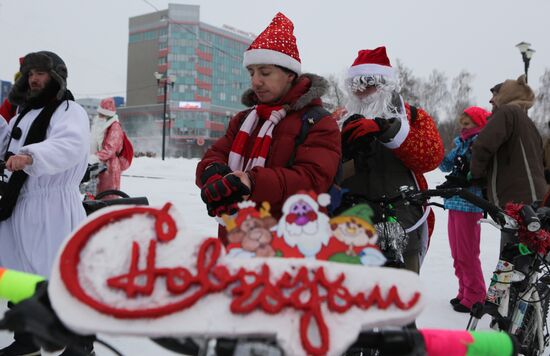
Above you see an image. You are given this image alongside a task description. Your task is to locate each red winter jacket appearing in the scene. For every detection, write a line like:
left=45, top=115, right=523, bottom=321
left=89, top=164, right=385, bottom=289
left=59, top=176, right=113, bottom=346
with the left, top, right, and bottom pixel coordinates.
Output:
left=0, top=99, right=16, bottom=123
left=196, top=74, right=341, bottom=240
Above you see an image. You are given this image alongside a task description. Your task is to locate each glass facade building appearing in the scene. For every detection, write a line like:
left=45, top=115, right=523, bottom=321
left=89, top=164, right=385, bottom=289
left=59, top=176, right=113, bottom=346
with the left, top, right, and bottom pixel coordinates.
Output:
left=120, top=3, right=253, bottom=158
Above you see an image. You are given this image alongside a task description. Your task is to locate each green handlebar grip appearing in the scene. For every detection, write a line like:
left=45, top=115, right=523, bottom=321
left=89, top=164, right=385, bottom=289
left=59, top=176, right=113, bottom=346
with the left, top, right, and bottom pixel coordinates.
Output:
left=467, top=331, right=514, bottom=356
left=0, top=268, right=45, bottom=304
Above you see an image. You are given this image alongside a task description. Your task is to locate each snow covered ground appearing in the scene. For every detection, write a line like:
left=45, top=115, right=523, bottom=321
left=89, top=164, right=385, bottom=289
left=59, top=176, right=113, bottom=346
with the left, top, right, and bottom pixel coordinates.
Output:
left=0, top=157, right=547, bottom=355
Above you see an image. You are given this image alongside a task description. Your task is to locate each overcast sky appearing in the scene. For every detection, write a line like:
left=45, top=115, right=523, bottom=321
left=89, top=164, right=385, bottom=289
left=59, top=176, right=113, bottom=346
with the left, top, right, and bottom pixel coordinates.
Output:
left=1, top=0, right=549, bottom=111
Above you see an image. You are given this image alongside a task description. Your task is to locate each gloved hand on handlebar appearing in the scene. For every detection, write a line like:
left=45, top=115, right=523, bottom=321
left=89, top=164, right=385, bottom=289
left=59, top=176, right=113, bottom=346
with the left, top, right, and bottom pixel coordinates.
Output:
left=201, top=174, right=251, bottom=217
left=0, top=281, right=95, bottom=354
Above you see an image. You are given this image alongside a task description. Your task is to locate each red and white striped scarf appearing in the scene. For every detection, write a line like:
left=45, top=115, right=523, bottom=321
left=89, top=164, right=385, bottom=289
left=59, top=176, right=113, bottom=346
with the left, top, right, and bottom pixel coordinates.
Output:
left=228, top=105, right=287, bottom=171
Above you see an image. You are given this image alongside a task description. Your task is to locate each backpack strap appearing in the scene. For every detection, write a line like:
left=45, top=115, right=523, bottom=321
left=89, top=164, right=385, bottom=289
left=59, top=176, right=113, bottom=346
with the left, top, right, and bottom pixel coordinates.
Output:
left=287, top=106, right=331, bottom=167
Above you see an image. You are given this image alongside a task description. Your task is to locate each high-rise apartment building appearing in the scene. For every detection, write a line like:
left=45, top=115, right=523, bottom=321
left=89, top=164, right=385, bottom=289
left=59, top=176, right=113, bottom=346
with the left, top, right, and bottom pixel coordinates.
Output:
left=120, top=3, right=253, bottom=157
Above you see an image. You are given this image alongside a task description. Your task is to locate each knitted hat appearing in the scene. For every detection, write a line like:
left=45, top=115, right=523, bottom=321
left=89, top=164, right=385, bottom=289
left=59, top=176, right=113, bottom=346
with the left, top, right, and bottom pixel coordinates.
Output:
left=464, top=106, right=490, bottom=128
left=347, top=46, right=395, bottom=81
left=243, top=12, right=301, bottom=75
left=97, top=97, right=116, bottom=117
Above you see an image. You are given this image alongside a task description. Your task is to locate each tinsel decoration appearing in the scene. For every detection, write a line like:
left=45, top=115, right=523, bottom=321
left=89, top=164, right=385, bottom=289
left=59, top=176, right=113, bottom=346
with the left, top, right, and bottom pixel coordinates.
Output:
left=504, top=202, right=550, bottom=255
left=375, top=221, right=408, bottom=264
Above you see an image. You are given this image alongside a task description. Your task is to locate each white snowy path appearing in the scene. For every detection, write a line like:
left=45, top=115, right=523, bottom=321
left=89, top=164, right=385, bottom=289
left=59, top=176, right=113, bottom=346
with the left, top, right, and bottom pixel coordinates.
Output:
left=0, top=157, right=547, bottom=355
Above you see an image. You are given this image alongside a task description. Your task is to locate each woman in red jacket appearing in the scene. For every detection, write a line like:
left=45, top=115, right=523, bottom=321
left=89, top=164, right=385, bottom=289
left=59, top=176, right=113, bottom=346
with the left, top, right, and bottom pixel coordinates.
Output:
left=196, top=12, right=340, bottom=243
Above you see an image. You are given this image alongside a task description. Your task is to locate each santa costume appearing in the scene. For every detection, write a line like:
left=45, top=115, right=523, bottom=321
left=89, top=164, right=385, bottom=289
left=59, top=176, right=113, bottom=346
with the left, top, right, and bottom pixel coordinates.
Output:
left=90, top=97, right=124, bottom=199
left=341, top=46, right=444, bottom=272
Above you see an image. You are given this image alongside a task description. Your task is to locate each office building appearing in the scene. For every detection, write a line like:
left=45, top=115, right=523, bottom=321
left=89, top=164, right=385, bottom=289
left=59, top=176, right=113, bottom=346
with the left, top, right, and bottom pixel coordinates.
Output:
left=120, top=3, right=253, bottom=157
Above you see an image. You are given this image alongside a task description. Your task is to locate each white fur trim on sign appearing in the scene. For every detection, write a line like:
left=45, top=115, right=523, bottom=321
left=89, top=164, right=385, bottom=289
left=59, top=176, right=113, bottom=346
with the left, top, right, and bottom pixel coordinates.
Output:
left=347, top=63, right=395, bottom=80
left=243, top=49, right=302, bottom=75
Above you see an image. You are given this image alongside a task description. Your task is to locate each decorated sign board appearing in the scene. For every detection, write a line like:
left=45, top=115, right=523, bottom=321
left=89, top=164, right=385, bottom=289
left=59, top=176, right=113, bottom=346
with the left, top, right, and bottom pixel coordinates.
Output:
left=48, top=192, right=424, bottom=356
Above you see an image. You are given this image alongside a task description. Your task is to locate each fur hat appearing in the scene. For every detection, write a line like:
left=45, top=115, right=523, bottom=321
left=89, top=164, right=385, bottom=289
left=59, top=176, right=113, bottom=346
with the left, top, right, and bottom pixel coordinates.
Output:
left=493, top=74, right=534, bottom=110
left=8, top=51, right=68, bottom=106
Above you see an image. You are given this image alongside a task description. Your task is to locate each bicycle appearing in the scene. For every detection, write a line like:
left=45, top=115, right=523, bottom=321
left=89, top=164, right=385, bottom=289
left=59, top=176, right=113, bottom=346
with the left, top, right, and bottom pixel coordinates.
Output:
left=79, top=162, right=149, bottom=215
left=353, top=186, right=550, bottom=356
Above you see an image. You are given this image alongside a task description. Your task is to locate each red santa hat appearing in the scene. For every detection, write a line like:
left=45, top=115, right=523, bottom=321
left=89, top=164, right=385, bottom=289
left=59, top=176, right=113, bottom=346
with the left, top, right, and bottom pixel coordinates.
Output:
left=347, top=46, right=395, bottom=81
left=282, top=190, right=330, bottom=215
left=243, top=12, right=301, bottom=75
left=97, top=97, right=116, bottom=117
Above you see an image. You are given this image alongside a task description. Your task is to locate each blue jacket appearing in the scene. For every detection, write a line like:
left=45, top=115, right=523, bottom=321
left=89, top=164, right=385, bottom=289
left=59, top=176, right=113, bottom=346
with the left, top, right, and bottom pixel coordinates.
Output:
left=439, top=135, right=484, bottom=213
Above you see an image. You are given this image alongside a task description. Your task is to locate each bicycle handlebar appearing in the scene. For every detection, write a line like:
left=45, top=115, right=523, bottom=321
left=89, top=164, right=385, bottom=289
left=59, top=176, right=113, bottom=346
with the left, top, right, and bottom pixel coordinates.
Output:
left=0, top=268, right=44, bottom=304
left=353, top=328, right=517, bottom=356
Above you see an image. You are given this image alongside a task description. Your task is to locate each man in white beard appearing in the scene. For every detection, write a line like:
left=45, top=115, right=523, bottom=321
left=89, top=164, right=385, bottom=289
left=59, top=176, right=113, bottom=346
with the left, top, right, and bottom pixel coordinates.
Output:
left=339, top=46, right=444, bottom=273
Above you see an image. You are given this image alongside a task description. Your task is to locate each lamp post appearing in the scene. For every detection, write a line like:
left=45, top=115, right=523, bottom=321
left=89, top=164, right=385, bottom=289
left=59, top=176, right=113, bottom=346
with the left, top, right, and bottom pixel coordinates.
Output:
left=516, top=41, right=536, bottom=83
left=154, top=72, right=176, bottom=160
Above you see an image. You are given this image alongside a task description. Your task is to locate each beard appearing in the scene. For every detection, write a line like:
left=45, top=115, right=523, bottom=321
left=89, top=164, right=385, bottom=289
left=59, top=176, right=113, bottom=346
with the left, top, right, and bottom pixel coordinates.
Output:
left=25, top=80, right=60, bottom=109
left=346, top=89, right=401, bottom=119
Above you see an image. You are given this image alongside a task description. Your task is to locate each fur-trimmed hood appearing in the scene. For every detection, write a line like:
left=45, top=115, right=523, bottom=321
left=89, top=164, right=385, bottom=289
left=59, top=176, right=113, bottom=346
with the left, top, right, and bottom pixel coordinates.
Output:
left=8, top=51, right=68, bottom=107
left=241, top=73, right=329, bottom=111
left=493, top=74, right=534, bottom=111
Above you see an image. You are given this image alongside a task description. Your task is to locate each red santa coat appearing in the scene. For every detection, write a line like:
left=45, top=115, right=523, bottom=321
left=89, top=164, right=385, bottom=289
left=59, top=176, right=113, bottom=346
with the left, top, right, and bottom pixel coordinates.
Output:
left=95, top=120, right=124, bottom=197
left=196, top=74, right=341, bottom=241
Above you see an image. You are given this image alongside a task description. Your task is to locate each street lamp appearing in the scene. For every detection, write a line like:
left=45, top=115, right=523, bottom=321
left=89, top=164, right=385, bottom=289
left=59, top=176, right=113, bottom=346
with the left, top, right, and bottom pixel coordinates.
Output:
left=154, top=71, right=176, bottom=160
left=516, top=41, right=536, bottom=83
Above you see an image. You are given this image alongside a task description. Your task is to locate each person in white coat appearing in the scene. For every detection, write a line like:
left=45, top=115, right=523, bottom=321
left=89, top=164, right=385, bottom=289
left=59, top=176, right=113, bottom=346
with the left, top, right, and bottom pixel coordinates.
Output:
left=0, top=51, right=91, bottom=356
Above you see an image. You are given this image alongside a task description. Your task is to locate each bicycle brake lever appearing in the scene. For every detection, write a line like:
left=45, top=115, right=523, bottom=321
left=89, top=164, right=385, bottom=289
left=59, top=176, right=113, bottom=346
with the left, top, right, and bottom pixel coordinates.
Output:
left=479, top=217, right=518, bottom=233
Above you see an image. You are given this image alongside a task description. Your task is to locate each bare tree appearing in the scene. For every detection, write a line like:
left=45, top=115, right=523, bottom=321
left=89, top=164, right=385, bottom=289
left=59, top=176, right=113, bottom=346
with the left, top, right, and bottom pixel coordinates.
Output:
left=437, top=70, right=475, bottom=152
left=322, top=74, right=347, bottom=111
left=395, top=59, right=421, bottom=106
left=418, top=70, right=449, bottom=124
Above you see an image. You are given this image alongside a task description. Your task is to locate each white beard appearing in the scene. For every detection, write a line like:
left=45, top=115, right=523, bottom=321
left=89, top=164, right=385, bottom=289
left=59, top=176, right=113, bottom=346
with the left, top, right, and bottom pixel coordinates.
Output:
left=346, top=89, right=400, bottom=119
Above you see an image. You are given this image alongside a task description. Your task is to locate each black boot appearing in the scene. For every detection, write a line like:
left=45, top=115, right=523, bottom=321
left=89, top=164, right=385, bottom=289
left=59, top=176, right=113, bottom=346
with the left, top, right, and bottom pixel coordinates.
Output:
left=58, top=341, right=94, bottom=356
left=0, top=331, right=41, bottom=356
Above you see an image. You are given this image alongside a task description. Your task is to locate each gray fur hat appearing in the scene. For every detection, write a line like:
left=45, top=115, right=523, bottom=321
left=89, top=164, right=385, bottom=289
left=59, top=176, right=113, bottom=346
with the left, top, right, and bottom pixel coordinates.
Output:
left=8, top=51, right=68, bottom=106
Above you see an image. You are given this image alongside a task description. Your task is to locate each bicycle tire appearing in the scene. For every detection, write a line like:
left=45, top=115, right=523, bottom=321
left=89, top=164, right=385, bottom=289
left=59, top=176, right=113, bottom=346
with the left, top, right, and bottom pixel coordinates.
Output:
left=95, top=189, right=130, bottom=199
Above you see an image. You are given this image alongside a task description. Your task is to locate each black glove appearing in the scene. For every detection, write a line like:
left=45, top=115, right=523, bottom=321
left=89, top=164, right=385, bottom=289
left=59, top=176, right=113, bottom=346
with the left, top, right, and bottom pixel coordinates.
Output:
left=341, top=114, right=381, bottom=159
left=201, top=174, right=250, bottom=217
left=200, top=162, right=232, bottom=186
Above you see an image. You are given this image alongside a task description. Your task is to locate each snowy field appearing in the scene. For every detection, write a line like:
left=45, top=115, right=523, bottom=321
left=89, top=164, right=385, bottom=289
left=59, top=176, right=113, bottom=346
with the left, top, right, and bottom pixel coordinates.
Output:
left=0, top=157, right=547, bottom=355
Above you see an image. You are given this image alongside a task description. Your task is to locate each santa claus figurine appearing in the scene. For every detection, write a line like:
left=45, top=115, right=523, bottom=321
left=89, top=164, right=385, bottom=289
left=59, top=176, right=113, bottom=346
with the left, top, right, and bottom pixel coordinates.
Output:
left=90, top=97, right=124, bottom=199
left=274, top=191, right=331, bottom=258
